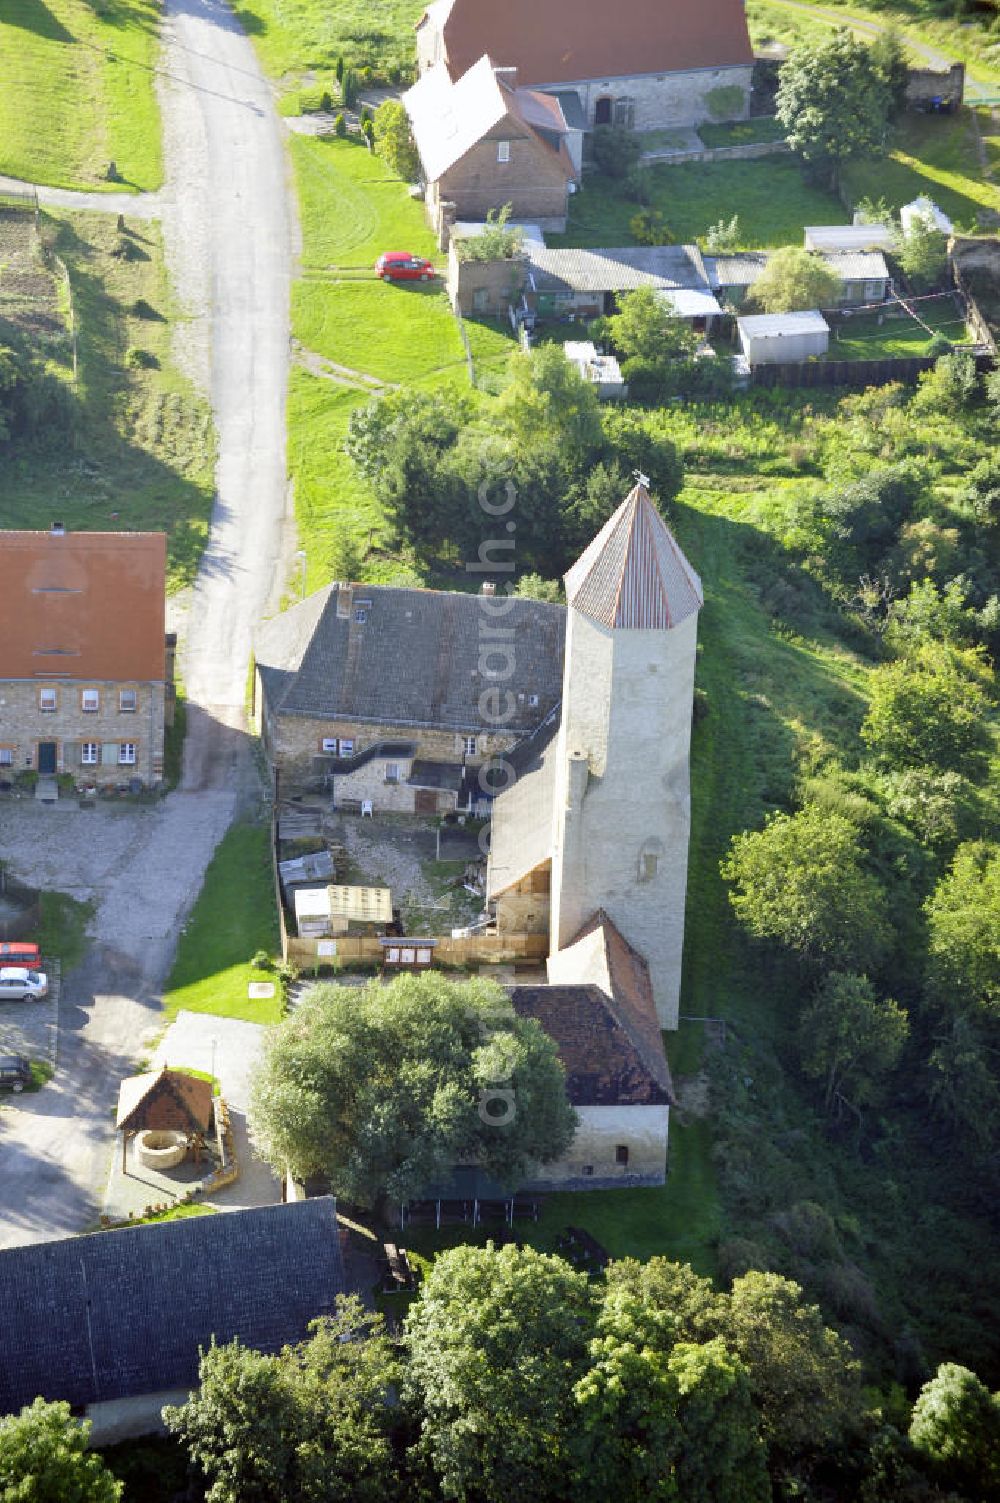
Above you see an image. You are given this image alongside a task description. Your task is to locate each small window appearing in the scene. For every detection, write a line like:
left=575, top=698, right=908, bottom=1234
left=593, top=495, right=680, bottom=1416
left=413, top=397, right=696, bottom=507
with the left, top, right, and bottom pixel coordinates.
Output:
left=338, top=738, right=355, bottom=756
left=528, top=693, right=539, bottom=707
left=39, top=688, right=57, bottom=712
left=119, top=689, right=137, bottom=713
left=0, top=749, right=13, bottom=767
left=463, top=735, right=477, bottom=757
left=354, top=608, right=368, bottom=624
left=641, top=853, right=658, bottom=881
left=472, top=288, right=490, bottom=314
left=81, top=742, right=99, bottom=766
left=82, top=689, right=100, bottom=713
left=582, top=1165, right=594, bottom=1177
left=385, top=762, right=400, bottom=783
left=616, top=1145, right=630, bottom=1166
left=322, top=737, right=338, bottom=753
left=497, top=140, right=510, bottom=163
left=119, top=743, right=137, bottom=766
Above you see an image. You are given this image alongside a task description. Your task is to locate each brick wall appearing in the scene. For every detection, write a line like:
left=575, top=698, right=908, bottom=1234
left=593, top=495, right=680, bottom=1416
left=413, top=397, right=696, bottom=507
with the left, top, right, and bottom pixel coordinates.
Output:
left=447, top=245, right=530, bottom=316
left=0, top=679, right=165, bottom=785
left=436, top=120, right=570, bottom=224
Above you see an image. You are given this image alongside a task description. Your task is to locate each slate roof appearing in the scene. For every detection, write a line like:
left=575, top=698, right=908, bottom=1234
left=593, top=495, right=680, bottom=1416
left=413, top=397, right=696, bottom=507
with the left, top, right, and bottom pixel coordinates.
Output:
left=485, top=708, right=560, bottom=897
left=0, top=1200, right=346, bottom=1415
left=255, top=584, right=565, bottom=736
left=529, top=243, right=707, bottom=294
left=564, top=483, right=703, bottom=631
left=511, top=984, right=671, bottom=1106
left=707, top=249, right=889, bottom=291
left=116, top=1068, right=213, bottom=1134
left=419, top=0, right=753, bottom=86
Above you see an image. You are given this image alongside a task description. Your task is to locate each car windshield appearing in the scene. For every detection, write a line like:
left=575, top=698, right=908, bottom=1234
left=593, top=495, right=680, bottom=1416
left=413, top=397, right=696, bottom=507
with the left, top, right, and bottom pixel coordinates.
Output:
left=26, top=971, right=40, bottom=983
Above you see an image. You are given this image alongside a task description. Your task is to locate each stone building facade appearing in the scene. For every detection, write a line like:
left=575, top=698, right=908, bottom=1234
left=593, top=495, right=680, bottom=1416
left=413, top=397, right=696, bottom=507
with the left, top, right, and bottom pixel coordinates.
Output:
left=0, top=527, right=168, bottom=789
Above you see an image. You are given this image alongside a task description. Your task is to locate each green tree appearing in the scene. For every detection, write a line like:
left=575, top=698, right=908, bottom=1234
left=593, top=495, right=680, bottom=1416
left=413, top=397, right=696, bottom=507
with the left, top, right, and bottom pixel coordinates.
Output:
left=750, top=247, right=843, bottom=313
left=514, top=572, right=563, bottom=602
left=869, top=25, right=910, bottom=117
left=909, top=1363, right=1000, bottom=1500
left=0, top=1399, right=122, bottom=1503
left=898, top=221, right=948, bottom=293
left=798, top=971, right=908, bottom=1112
left=248, top=974, right=576, bottom=1206
left=885, top=577, right=978, bottom=649
left=924, top=841, right=1000, bottom=1019
left=454, top=203, right=523, bottom=261
left=927, top=1013, right=1000, bottom=1148
left=776, top=31, right=890, bottom=187
left=860, top=646, right=991, bottom=778
left=719, top=1272, right=864, bottom=1477
left=373, top=100, right=419, bottom=179
left=600, top=285, right=698, bottom=399
left=965, top=454, right=1000, bottom=528
left=704, top=213, right=741, bottom=253
left=498, top=342, right=604, bottom=459
left=912, top=352, right=979, bottom=415
left=721, top=805, right=892, bottom=971
left=164, top=1298, right=397, bottom=1503
left=591, top=125, right=641, bottom=176
left=403, top=1243, right=595, bottom=1502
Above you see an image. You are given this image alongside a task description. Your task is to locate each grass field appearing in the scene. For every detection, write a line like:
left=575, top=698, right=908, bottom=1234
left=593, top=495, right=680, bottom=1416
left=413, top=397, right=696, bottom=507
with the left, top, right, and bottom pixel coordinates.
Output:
left=163, top=824, right=282, bottom=1025
left=828, top=299, right=969, bottom=359
left=553, top=157, right=848, bottom=249
left=232, top=0, right=425, bottom=87
left=0, top=210, right=215, bottom=590
left=294, top=279, right=468, bottom=386
left=697, top=117, right=788, bottom=148
left=292, top=136, right=438, bottom=269
left=0, top=0, right=162, bottom=190
left=37, top=890, right=94, bottom=972
left=842, top=109, right=1000, bottom=229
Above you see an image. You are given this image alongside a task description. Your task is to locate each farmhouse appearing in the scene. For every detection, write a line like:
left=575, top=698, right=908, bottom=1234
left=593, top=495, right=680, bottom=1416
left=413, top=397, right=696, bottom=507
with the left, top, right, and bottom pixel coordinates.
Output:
left=415, top=0, right=754, bottom=131
left=0, top=525, right=168, bottom=791
left=0, top=1200, right=346, bottom=1442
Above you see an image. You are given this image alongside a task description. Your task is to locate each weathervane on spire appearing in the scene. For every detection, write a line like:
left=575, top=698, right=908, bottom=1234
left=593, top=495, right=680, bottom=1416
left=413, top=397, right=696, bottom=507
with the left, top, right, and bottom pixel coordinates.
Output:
left=633, top=469, right=650, bottom=489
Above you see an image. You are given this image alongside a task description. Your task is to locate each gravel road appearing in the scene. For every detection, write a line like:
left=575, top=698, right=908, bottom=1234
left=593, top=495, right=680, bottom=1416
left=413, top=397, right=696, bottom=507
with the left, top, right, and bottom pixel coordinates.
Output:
left=0, top=0, right=292, bottom=1247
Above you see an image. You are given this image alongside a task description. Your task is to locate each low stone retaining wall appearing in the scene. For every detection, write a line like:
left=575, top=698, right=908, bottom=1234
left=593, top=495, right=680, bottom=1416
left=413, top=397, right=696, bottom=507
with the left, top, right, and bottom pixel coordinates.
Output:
left=640, top=138, right=790, bottom=166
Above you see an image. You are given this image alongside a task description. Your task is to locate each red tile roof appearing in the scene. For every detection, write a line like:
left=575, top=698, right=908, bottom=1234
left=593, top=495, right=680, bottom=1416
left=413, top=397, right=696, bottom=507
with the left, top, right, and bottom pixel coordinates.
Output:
left=511, top=984, right=671, bottom=1105
left=565, top=911, right=674, bottom=1100
left=424, top=0, right=753, bottom=85
left=564, top=483, right=702, bottom=631
left=0, top=530, right=166, bottom=682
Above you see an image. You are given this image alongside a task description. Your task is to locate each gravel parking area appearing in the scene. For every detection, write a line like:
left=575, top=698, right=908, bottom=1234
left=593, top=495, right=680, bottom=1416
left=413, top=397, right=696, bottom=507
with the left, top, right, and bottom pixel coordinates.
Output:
left=0, top=962, right=60, bottom=1067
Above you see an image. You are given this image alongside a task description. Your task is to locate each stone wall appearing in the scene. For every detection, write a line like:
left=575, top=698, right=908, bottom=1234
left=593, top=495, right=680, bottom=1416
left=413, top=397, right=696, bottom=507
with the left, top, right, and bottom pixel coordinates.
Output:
left=521, top=1102, right=669, bottom=1190
left=332, top=754, right=458, bottom=814
left=447, top=244, right=529, bottom=316
left=639, top=138, right=789, bottom=166
left=0, top=678, right=165, bottom=785
left=565, top=63, right=752, bottom=130
left=905, top=62, right=964, bottom=108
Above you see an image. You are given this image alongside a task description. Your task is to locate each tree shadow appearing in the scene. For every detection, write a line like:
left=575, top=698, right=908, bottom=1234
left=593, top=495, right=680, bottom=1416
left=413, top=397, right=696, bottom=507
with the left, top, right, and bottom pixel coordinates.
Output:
left=6, top=0, right=75, bottom=43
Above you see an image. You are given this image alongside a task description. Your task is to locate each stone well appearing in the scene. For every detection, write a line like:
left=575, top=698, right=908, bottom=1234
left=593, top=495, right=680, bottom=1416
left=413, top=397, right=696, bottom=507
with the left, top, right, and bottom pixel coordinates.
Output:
left=135, top=1129, right=188, bottom=1170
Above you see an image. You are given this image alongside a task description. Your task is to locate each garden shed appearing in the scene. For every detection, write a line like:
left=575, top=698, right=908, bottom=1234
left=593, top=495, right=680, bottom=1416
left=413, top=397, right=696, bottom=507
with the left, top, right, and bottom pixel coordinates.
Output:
left=737, top=310, right=829, bottom=366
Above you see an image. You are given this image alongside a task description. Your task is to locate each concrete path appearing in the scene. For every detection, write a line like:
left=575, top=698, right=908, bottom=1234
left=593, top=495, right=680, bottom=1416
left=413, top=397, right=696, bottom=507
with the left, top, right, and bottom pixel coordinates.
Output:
left=0, top=0, right=291, bottom=1248
left=0, top=173, right=164, bottom=218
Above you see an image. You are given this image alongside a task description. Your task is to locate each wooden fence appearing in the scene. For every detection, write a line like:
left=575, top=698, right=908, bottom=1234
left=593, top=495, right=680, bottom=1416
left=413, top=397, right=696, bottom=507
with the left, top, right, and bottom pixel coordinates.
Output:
left=751, top=350, right=994, bottom=390
left=286, top=931, right=549, bottom=969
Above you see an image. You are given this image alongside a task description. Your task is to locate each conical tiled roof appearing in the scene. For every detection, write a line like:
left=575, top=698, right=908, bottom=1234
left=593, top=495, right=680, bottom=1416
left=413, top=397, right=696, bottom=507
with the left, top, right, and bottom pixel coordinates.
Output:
left=563, top=483, right=703, bottom=630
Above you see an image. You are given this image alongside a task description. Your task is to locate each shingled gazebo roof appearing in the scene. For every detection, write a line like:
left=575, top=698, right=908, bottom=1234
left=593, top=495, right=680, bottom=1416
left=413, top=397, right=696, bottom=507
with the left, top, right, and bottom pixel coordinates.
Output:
left=116, top=1067, right=213, bottom=1135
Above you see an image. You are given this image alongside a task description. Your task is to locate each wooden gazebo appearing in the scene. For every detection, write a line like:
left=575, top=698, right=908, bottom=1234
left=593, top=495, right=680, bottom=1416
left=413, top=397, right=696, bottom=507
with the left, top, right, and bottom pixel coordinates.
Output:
left=115, top=1068, right=214, bottom=1172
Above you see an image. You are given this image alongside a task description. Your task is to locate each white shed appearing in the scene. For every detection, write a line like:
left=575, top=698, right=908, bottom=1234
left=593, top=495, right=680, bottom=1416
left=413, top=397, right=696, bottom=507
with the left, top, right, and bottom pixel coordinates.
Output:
left=901, top=196, right=953, bottom=237
left=805, top=223, right=895, bottom=254
left=563, top=340, right=626, bottom=398
left=737, top=310, right=829, bottom=366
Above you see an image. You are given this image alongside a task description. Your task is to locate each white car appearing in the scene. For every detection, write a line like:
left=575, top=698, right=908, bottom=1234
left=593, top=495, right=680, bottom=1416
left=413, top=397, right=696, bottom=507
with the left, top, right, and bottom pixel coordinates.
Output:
left=0, top=967, right=48, bottom=1001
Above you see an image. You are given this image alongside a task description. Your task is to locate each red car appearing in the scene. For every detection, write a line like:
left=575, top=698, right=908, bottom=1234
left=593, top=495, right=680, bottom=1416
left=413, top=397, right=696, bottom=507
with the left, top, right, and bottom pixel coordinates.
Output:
left=375, top=252, right=436, bottom=282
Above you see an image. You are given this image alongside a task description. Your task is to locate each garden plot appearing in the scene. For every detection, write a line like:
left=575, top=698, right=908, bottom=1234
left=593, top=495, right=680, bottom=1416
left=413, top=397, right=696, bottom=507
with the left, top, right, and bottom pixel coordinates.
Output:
left=0, top=209, right=67, bottom=349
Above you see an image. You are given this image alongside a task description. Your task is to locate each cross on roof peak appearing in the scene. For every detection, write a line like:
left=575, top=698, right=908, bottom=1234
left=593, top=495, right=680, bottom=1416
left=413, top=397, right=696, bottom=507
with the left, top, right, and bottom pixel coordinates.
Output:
left=632, top=469, right=650, bottom=490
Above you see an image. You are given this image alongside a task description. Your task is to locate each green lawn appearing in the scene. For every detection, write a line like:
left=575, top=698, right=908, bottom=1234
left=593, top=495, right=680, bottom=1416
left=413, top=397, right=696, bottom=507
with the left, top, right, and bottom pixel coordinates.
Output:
left=294, top=279, right=468, bottom=388
left=0, top=211, right=215, bottom=590
left=0, top=0, right=162, bottom=191
left=842, top=109, right=1000, bottom=229
left=291, top=136, right=438, bottom=270
left=554, top=158, right=847, bottom=249
left=37, top=890, right=94, bottom=973
left=163, top=824, right=282, bottom=1024
left=232, top=0, right=425, bottom=87
left=827, top=302, right=970, bottom=360
left=697, top=117, right=787, bottom=149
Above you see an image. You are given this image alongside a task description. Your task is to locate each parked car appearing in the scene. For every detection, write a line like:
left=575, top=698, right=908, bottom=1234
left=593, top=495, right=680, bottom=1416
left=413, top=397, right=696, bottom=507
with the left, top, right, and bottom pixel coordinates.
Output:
left=0, top=1054, right=32, bottom=1093
left=0, top=942, right=41, bottom=967
left=0, top=967, right=48, bottom=1001
left=375, top=252, right=436, bottom=282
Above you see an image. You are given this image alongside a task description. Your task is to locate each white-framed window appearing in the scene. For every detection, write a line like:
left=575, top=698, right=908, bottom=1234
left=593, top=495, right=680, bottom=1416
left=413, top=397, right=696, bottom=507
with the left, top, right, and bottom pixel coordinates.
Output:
left=384, top=762, right=400, bottom=783
left=118, top=743, right=137, bottom=766
left=321, top=737, right=338, bottom=753
left=354, top=607, right=368, bottom=624
left=39, top=687, right=57, bottom=712
left=119, top=689, right=137, bottom=713
left=497, top=140, right=510, bottom=163
left=81, top=689, right=100, bottom=713
left=0, top=749, right=13, bottom=767
left=528, top=693, right=539, bottom=707
left=338, top=738, right=355, bottom=756
left=463, top=735, right=477, bottom=757
left=81, top=742, right=98, bottom=766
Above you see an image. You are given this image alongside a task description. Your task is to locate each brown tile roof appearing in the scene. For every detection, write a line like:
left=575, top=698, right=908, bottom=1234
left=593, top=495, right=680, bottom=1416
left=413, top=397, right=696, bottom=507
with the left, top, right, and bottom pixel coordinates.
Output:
left=424, top=0, right=753, bottom=85
left=511, top=983, right=670, bottom=1106
left=564, top=483, right=702, bottom=631
left=116, top=1068, right=214, bottom=1134
left=0, top=529, right=166, bottom=682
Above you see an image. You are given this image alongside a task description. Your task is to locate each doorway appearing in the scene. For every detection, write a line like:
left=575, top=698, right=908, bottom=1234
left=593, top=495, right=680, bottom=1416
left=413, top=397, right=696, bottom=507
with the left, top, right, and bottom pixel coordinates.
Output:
left=37, top=742, right=57, bottom=775
left=594, top=96, right=612, bottom=126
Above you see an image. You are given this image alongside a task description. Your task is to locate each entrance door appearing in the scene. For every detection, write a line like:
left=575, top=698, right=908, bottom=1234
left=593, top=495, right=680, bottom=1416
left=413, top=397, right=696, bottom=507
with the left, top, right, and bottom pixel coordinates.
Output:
left=38, top=742, right=57, bottom=775
left=594, top=96, right=612, bottom=126
left=414, top=788, right=437, bottom=815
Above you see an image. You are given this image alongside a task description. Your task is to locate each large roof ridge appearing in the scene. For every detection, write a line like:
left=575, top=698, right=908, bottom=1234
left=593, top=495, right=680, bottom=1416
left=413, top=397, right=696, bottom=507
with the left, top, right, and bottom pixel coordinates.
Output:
left=563, top=482, right=702, bottom=631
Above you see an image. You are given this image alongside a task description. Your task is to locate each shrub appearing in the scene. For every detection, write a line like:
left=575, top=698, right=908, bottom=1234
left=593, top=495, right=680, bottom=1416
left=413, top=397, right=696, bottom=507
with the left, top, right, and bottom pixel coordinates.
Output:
left=591, top=125, right=640, bottom=176
left=334, top=113, right=347, bottom=138
left=126, top=347, right=159, bottom=369
left=320, top=89, right=332, bottom=112
left=342, top=69, right=358, bottom=108
left=705, top=84, right=745, bottom=120
left=704, top=213, right=741, bottom=253
left=630, top=207, right=672, bottom=245
left=455, top=203, right=524, bottom=261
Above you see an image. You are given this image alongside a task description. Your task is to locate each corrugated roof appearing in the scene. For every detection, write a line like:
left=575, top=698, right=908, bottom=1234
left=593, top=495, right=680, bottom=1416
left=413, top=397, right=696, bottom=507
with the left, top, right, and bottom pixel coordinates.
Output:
left=706, top=252, right=769, bottom=289
left=0, top=529, right=166, bottom=682
left=255, top=584, right=565, bottom=735
left=0, top=1200, right=346, bottom=1414
left=563, top=483, right=703, bottom=631
left=822, top=248, right=890, bottom=281
left=737, top=310, right=829, bottom=336
left=529, top=243, right=706, bottom=294
left=804, top=224, right=894, bottom=253
left=422, top=0, right=753, bottom=85
left=708, top=249, right=889, bottom=291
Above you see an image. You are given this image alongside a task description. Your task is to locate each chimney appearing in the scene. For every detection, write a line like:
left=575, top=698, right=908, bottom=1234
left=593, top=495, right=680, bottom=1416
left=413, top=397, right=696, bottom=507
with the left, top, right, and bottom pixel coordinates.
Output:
left=335, top=584, right=354, bottom=620
left=50, top=522, right=65, bottom=536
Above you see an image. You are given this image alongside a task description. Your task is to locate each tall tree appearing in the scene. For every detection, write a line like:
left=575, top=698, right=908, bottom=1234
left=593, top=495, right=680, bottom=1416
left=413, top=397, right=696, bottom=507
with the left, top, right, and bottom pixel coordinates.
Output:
left=860, top=646, right=991, bottom=778
left=909, top=1363, right=1000, bottom=1500
left=372, top=100, right=420, bottom=180
left=776, top=31, right=890, bottom=187
left=798, top=971, right=908, bottom=1112
left=498, top=342, right=604, bottom=459
left=164, top=1298, right=398, bottom=1503
left=248, top=974, right=576, bottom=1206
left=0, top=1399, right=122, bottom=1503
left=598, top=285, right=698, bottom=398
left=721, top=805, right=892, bottom=972
left=403, top=1243, right=596, bottom=1502
left=924, top=841, right=1000, bottom=1019
left=750, top=247, right=843, bottom=313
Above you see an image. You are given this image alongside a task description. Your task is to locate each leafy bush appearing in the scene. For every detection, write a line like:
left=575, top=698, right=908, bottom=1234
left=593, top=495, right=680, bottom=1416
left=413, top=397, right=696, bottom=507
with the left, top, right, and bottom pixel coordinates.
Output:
left=705, top=84, right=746, bottom=120
left=334, top=112, right=347, bottom=138
left=126, top=347, right=159, bottom=369
left=629, top=207, right=671, bottom=245
left=704, top=213, right=741, bottom=252
left=591, top=125, right=641, bottom=176
left=455, top=204, right=524, bottom=261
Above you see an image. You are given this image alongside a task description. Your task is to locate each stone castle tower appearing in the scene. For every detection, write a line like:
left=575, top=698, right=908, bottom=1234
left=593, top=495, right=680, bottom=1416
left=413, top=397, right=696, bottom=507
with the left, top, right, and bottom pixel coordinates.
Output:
left=548, top=481, right=703, bottom=1029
